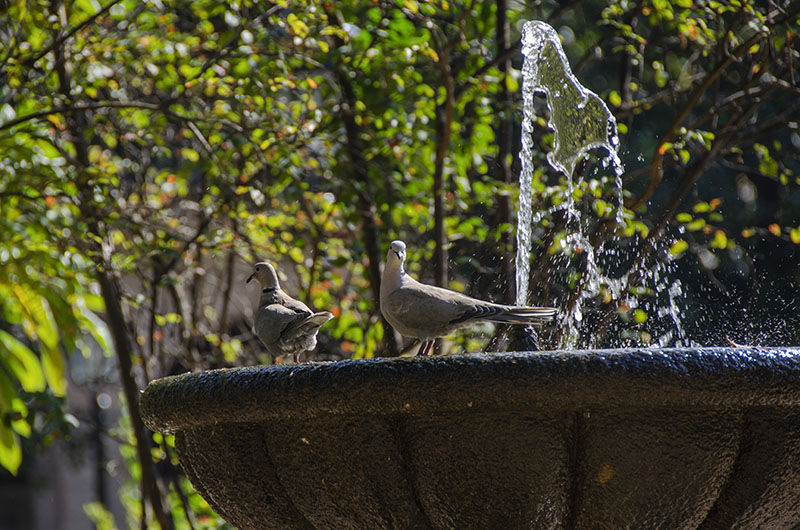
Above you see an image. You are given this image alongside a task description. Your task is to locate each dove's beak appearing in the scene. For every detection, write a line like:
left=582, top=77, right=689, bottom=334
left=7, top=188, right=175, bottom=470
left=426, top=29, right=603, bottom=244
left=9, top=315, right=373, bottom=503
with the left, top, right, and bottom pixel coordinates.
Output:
left=246, top=273, right=254, bottom=284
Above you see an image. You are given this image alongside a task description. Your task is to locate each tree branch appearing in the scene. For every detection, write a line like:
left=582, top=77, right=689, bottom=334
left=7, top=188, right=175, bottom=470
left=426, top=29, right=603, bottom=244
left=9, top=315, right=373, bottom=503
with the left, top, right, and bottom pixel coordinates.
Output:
left=0, top=101, right=161, bottom=131
left=629, top=30, right=766, bottom=210
left=432, top=36, right=454, bottom=291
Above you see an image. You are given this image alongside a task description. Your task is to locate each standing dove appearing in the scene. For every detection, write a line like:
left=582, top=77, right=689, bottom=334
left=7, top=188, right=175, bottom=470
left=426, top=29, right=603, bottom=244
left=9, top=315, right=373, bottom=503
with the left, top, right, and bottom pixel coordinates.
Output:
left=380, top=240, right=556, bottom=355
left=247, top=262, right=333, bottom=362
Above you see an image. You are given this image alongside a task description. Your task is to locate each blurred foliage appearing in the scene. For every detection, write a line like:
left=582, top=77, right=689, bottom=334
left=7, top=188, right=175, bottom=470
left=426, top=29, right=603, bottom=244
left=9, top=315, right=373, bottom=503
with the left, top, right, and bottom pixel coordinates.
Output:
left=0, top=0, right=798, bottom=526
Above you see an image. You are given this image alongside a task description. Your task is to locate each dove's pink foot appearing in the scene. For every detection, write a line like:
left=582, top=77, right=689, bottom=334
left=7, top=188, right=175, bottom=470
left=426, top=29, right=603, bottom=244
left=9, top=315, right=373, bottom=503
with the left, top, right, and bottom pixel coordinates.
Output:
left=417, top=340, right=434, bottom=356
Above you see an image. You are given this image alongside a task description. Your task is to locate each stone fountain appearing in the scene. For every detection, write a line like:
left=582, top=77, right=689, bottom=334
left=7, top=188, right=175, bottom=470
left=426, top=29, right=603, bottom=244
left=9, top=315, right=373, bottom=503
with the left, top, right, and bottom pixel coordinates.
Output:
left=141, top=348, right=800, bottom=529
left=140, top=21, right=800, bottom=530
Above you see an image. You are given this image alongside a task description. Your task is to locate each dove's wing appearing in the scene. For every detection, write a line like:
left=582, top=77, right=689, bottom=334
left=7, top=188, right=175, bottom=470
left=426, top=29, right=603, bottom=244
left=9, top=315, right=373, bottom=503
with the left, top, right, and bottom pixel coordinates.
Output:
left=383, top=279, right=478, bottom=338
left=273, top=289, right=314, bottom=315
left=254, top=303, right=306, bottom=345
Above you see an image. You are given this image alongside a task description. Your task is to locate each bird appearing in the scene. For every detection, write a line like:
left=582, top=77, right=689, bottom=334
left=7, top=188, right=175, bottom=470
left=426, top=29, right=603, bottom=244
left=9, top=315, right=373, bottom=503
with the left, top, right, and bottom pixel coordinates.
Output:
left=247, top=262, right=334, bottom=362
left=380, top=240, right=557, bottom=356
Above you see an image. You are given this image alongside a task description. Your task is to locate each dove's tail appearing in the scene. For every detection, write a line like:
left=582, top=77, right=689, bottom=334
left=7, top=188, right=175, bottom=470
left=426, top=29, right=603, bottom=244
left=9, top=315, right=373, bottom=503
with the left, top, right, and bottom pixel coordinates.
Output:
left=487, top=306, right=557, bottom=325
left=284, top=311, right=334, bottom=339
left=308, top=311, right=334, bottom=326
left=452, top=305, right=556, bottom=326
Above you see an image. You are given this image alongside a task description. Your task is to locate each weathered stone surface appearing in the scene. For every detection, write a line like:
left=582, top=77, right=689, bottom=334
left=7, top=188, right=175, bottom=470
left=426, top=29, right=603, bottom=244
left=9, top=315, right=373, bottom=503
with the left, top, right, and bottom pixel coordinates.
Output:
left=140, top=347, right=800, bottom=529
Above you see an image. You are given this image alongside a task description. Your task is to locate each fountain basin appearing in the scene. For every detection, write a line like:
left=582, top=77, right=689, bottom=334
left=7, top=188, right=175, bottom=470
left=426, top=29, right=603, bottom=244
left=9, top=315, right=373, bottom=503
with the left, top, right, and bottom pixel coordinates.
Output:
left=140, top=347, right=800, bottom=529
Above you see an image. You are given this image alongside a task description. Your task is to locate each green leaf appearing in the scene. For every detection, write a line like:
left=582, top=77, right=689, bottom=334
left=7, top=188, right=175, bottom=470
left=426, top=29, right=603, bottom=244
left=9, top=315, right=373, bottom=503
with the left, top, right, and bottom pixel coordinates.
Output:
left=84, top=502, right=116, bottom=530
left=0, top=330, right=45, bottom=392
left=0, top=369, right=21, bottom=475
left=42, top=346, right=66, bottom=397
left=790, top=227, right=800, bottom=244
left=73, top=0, right=101, bottom=16
left=11, top=398, right=30, bottom=438
left=594, top=199, right=609, bottom=217
left=670, top=239, right=689, bottom=255
left=287, top=13, right=309, bottom=38
left=0, top=369, right=14, bottom=411
left=35, top=138, right=62, bottom=159
left=0, top=424, right=22, bottom=475
left=505, top=73, right=519, bottom=92
left=36, top=297, right=59, bottom=352
left=15, top=294, right=66, bottom=395
left=687, top=218, right=706, bottom=231
left=75, top=298, right=113, bottom=356
left=711, top=230, right=728, bottom=249
left=367, top=8, right=381, bottom=23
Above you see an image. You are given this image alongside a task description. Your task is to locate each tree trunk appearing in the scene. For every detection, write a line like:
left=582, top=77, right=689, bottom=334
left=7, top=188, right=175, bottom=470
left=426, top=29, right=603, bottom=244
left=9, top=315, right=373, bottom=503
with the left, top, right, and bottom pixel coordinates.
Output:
left=433, top=46, right=454, bottom=290
left=97, top=271, right=174, bottom=530
left=335, top=70, right=400, bottom=357
left=50, top=2, right=172, bottom=526
left=494, top=0, right=515, bottom=305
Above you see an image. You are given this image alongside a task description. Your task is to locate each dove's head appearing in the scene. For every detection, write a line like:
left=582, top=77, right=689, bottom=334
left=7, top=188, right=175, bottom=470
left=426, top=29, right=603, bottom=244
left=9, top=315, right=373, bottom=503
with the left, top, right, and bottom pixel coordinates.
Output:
left=247, top=262, right=280, bottom=289
left=387, top=240, right=407, bottom=270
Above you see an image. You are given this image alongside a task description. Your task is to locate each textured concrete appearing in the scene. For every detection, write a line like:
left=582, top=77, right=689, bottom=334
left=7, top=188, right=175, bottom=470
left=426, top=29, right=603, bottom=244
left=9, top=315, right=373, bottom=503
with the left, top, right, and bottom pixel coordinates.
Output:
left=140, top=347, right=800, bottom=529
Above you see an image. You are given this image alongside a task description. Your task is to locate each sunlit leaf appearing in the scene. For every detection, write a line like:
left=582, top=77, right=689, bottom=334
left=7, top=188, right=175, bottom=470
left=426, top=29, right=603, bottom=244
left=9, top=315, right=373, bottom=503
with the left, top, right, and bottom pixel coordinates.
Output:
left=0, top=424, right=22, bottom=475
left=10, top=398, right=30, bottom=438
left=711, top=230, right=728, bottom=249
left=670, top=239, right=689, bottom=255
left=0, top=330, right=45, bottom=392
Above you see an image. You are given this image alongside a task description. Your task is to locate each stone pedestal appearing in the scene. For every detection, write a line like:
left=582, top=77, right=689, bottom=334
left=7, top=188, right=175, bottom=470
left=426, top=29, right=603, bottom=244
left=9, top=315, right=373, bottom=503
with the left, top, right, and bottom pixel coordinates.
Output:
left=140, top=347, right=800, bottom=529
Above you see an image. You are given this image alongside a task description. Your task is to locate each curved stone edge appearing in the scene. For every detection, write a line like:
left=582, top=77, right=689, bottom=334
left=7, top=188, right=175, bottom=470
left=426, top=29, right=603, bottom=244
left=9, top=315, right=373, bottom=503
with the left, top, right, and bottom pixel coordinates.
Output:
left=140, top=347, right=800, bottom=434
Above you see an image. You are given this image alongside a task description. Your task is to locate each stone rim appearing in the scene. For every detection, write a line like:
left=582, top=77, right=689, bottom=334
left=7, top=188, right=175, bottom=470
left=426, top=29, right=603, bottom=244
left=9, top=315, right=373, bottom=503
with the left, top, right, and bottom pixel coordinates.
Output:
left=140, top=347, right=800, bottom=434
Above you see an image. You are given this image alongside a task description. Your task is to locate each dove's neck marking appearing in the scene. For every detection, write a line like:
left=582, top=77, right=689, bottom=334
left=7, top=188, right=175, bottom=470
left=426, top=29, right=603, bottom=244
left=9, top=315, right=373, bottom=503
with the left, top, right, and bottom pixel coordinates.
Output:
left=262, top=286, right=278, bottom=294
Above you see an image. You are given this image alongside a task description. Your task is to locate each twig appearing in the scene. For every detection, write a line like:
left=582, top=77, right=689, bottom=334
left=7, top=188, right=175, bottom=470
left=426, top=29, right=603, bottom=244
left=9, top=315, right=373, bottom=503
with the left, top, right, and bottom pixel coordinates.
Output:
left=219, top=249, right=236, bottom=331
left=629, top=29, right=768, bottom=209
left=0, top=101, right=161, bottom=131
left=162, top=440, right=196, bottom=530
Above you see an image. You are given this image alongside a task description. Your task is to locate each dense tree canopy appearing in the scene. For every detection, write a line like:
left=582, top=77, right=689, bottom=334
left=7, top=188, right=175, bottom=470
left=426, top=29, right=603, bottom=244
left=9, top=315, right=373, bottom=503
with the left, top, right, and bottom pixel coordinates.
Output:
left=1, top=0, right=798, bottom=526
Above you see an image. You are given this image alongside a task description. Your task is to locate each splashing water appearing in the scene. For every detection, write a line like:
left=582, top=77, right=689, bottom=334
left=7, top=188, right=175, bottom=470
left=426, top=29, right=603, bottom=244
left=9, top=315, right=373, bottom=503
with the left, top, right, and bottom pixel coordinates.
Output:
left=519, top=21, right=623, bottom=180
left=516, top=20, right=623, bottom=309
left=515, top=21, right=690, bottom=349
left=516, top=40, right=536, bottom=307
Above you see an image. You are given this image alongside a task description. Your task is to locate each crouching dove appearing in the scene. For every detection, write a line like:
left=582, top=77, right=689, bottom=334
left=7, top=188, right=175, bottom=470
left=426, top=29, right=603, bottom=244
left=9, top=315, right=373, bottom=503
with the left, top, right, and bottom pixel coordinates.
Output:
left=380, top=240, right=556, bottom=355
left=247, top=262, right=333, bottom=362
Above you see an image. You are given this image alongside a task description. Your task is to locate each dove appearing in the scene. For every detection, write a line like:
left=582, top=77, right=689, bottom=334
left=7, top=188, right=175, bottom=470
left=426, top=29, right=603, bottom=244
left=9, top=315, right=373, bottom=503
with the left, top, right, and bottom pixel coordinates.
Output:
left=247, top=262, right=334, bottom=362
left=380, top=240, right=556, bottom=356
